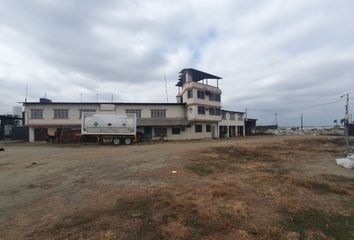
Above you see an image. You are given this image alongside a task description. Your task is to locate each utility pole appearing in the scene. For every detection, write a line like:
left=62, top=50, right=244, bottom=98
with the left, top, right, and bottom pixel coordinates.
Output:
left=301, top=113, right=303, bottom=130
left=274, top=112, right=278, bottom=127
left=245, top=108, right=248, bottom=120
left=341, top=93, right=350, bottom=152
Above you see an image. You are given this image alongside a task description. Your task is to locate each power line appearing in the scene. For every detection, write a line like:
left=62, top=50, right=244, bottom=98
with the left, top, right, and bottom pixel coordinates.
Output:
left=247, top=98, right=345, bottom=113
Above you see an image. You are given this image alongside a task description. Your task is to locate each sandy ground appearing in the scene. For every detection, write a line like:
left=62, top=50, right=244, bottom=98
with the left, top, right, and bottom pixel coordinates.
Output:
left=0, top=135, right=353, bottom=240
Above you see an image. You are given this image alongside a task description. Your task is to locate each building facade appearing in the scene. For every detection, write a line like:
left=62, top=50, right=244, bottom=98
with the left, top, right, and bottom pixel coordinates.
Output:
left=23, top=69, right=245, bottom=142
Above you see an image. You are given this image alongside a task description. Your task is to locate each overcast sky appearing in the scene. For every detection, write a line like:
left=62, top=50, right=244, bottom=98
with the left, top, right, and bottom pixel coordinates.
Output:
left=0, top=0, right=353, bottom=126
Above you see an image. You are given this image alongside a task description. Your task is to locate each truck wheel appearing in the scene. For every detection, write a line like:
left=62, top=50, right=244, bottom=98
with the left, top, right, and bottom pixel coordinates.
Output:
left=112, top=137, right=121, bottom=145
left=124, top=137, right=132, bottom=145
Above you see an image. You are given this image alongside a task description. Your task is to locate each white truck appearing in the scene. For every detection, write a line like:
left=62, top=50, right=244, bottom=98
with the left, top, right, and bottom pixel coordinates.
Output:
left=81, top=112, right=137, bottom=145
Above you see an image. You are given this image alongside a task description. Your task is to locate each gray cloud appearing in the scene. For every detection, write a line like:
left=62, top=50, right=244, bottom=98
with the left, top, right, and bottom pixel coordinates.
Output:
left=0, top=0, right=353, bottom=126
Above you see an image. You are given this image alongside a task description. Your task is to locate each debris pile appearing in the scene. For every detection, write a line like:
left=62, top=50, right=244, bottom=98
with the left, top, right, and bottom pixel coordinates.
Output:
left=263, top=127, right=344, bottom=136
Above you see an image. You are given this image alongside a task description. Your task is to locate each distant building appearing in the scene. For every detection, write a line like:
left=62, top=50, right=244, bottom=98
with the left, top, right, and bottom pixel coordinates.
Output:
left=245, top=118, right=257, bottom=135
left=0, top=115, right=22, bottom=140
left=22, top=69, right=245, bottom=142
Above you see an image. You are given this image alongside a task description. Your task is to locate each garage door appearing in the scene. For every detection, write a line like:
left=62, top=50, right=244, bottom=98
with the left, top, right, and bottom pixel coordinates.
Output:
left=34, top=128, right=48, bottom=141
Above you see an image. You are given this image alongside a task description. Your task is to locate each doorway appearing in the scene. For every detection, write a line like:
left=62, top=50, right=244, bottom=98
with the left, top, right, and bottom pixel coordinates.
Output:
left=34, top=128, right=48, bottom=141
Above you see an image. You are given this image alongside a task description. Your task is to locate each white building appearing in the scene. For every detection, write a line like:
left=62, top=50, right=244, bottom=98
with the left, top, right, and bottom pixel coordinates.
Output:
left=23, top=69, right=245, bottom=142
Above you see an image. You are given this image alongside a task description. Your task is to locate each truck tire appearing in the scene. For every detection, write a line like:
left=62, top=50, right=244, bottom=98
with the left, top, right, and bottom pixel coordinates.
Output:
left=124, top=137, right=132, bottom=145
left=112, top=137, right=121, bottom=145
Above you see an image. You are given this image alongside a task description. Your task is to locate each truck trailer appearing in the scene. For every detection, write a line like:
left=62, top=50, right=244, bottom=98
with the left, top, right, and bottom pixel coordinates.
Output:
left=81, top=112, right=137, bottom=145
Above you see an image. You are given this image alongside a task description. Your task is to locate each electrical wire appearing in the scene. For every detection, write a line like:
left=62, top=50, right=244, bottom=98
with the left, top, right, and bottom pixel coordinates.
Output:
left=247, top=98, right=345, bottom=114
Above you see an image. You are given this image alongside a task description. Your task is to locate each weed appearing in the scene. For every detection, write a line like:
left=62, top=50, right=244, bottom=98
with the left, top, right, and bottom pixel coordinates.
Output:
left=289, top=178, right=349, bottom=195
left=213, top=146, right=279, bottom=163
left=261, top=167, right=290, bottom=175
left=282, top=208, right=354, bottom=240
left=185, top=163, right=214, bottom=176
left=321, top=174, right=354, bottom=183
left=184, top=211, right=241, bottom=239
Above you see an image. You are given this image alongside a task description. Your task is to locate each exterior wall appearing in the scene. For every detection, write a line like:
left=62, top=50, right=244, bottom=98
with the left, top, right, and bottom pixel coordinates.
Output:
left=219, top=112, right=244, bottom=127
left=25, top=103, right=186, bottom=127
left=181, top=82, right=221, bottom=107
left=149, top=123, right=218, bottom=141
left=29, top=127, right=34, bottom=142
left=219, top=112, right=245, bottom=137
left=180, top=81, right=222, bottom=123
left=186, top=105, right=222, bottom=122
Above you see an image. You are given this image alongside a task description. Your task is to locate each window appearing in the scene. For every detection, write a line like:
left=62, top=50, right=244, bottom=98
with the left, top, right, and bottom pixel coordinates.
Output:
left=195, top=124, right=202, bottom=133
left=30, top=109, right=43, bottom=119
left=222, top=112, right=227, bottom=120
left=125, top=109, right=142, bottom=118
left=238, top=113, right=243, bottom=121
left=206, top=125, right=211, bottom=132
left=208, top=92, right=220, bottom=101
left=187, top=90, right=193, bottom=98
left=54, top=109, right=69, bottom=119
left=151, top=109, right=166, bottom=118
left=79, top=109, right=96, bottom=118
left=197, top=90, right=205, bottom=99
left=209, top=107, right=221, bottom=116
left=154, top=127, right=167, bottom=137
left=172, top=127, right=181, bottom=135
left=198, top=106, right=205, bottom=115
left=209, top=92, right=215, bottom=101
left=230, top=113, right=235, bottom=120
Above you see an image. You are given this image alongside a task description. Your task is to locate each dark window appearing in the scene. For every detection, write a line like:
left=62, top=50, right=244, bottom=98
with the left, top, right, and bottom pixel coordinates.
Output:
left=54, top=109, right=69, bottom=119
left=197, top=90, right=205, bottom=99
left=238, top=113, right=243, bottom=121
left=215, top=94, right=221, bottom=102
left=187, top=90, right=193, bottom=98
left=206, top=125, right=211, bottom=132
left=125, top=109, right=142, bottom=118
left=30, top=109, right=43, bottom=119
left=195, top=124, right=202, bottom=133
left=151, top=109, right=166, bottom=118
left=209, top=107, right=215, bottom=115
left=172, top=127, right=181, bottom=135
left=215, top=108, right=221, bottom=116
left=222, top=112, right=226, bottom=119
left=198, top=106, right=205, bottom=115
left=209, top=92, right=215, bottom=101
left=154, top=127, right=167, bottom=137
left=230, top=113, right=235, bottom=120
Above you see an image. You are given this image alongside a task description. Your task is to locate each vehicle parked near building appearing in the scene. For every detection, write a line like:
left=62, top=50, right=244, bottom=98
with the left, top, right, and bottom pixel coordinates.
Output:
left=81, top=112, right=137, bottom=145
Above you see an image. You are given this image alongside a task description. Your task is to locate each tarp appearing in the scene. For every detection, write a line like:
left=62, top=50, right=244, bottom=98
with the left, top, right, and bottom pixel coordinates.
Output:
left=336, top=155, right=354, bottom=169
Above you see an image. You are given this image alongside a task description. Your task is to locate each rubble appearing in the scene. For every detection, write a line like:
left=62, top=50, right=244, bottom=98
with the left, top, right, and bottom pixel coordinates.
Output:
left=263, top=127, right=344, bottom=136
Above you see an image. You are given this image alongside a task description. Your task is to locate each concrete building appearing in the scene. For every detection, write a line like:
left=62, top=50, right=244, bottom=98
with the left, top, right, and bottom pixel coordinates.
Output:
left=23, top=69, right=245, bottom=142
left=219, top=110, right=245, bottom=138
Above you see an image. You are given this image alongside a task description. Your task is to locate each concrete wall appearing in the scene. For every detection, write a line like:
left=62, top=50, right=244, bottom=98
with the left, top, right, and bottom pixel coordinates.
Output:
left=219, top=112, right=244, bottom=126
left=219, top=112, right=245, bottom=137
left=25, top=103, right=189, bottom=142
left=25, top=103, right=186, bottom=126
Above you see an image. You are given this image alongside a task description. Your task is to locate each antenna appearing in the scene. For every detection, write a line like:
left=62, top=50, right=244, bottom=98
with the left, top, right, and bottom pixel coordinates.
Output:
left=25, top=80, right=28, bottom=103
left=164, top=70, right=169, bottom=102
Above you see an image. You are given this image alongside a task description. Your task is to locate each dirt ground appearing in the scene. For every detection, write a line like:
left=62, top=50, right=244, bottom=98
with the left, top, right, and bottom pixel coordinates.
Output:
left=0, top=135, right=354, bottom=240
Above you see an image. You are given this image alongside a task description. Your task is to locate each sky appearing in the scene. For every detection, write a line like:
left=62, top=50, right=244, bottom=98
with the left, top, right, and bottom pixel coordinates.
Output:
left=0, top=0, right=354, bottom=126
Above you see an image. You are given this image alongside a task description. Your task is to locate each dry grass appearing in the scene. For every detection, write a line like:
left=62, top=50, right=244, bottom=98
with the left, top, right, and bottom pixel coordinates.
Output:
left=3, top=136, right=354, bottom=240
